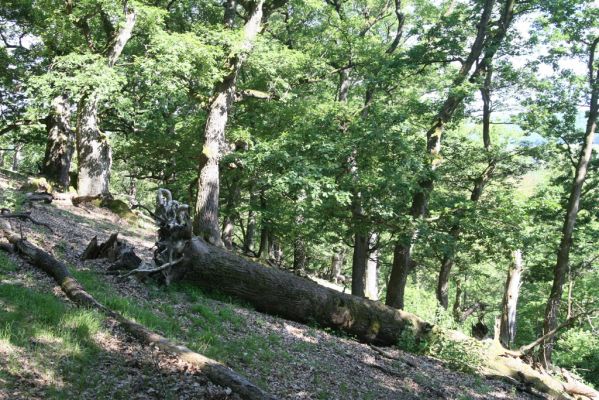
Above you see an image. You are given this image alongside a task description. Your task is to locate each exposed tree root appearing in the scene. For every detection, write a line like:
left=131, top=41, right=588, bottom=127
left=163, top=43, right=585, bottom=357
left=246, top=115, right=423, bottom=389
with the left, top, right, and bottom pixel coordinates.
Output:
left=0, top=226, right=276, bottom=400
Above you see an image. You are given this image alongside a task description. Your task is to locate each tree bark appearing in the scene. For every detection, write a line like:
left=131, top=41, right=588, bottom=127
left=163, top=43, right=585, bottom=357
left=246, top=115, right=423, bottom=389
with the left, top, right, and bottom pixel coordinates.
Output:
left=330, top=247, right=346, bottom=283
left=76, top=4, right=136, bottom=196
left=351, top=232, right=369, bottom=297
left=365, top=233, right=379, bottom=300
left=293, top=235, right=307, bottom=273
left=243, top=207, right=256, bottom=255
left=175, top=237, right=431, bottom=345
left=76, top=93, right=112, bottom=196
left=541, top=37, right=599, bottom=367
left=500, top=249, right=523, bottom=349
left=11, top=143, right=22, bottom=171
left=386, top=0, right=513, bottom=309
left=42, top=94, right=74, bottom=190
left=436, top=254, right=454, bottom=309
left=193, top=1, right=265, bottom=245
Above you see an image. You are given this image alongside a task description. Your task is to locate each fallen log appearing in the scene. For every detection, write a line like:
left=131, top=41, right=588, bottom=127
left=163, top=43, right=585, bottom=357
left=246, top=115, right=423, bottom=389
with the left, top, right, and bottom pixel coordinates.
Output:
left=0, top=228, right=275, bottom=400
left=174, top=237, right=432, bottom=345
left=25, top=191, right=54, bottom=204
left=152, top=189, right=596, bottom=400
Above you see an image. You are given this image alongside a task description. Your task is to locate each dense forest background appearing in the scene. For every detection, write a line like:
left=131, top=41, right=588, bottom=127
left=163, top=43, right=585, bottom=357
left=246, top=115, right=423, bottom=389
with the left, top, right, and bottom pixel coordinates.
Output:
left=1, top=0, right=598, bottom=388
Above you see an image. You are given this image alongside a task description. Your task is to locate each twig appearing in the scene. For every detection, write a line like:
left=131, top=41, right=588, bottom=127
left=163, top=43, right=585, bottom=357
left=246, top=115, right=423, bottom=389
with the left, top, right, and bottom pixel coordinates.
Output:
left=119, top=257, right=184, bottom=278
left=0, top=211, right=54, bottom=233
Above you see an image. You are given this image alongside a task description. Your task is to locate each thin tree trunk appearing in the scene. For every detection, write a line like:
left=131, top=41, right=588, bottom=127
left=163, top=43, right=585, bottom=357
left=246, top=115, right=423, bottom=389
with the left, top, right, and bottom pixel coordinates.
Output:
left=258, top=225, right=270, bottom=260
left=436, top=255, right=454, bottom=309
left=500, top=249, right=523, bottom=349
left=541, top=37, right=599, bottom=367
left=221, top=177, right=241, bottom=250
left=365, top=233, right=379, bottom=300
left=11, top=143, right=22, bottom=171
left=243, top=208, right=256, bottom=255
left=386, top=0, right=507, bottom=310
left=330, top=247, right=346, bottom=283
left=293, top=237, right=306, bottom=273
left=193, top=1, right=265, bottom=245
left=42, top=94, right=74, bottom=190
left=76, top=4, right=136, bottom=196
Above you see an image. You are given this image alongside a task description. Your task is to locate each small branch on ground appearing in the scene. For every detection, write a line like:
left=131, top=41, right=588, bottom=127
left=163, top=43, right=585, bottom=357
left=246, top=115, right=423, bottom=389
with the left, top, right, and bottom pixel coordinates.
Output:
left=0, top=224, right=276, bottom=400
left=0, top=209, right=54, bottom=233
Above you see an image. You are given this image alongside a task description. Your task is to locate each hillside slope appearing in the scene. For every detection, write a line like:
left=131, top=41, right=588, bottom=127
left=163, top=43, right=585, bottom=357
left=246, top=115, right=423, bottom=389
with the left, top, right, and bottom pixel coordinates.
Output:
left=0, top=171, right=539, bottom=400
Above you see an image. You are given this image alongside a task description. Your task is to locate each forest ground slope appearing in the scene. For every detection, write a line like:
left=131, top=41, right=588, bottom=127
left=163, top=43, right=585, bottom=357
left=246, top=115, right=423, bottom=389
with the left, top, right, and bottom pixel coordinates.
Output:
left=0, top=171, right=540, bottom=400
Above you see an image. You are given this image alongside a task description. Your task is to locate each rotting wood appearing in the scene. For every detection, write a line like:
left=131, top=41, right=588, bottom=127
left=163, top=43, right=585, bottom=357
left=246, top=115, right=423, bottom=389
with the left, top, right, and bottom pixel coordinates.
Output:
left=156, top=190, right=597, bottom=400
left=0, top=225, right=276, bottom=400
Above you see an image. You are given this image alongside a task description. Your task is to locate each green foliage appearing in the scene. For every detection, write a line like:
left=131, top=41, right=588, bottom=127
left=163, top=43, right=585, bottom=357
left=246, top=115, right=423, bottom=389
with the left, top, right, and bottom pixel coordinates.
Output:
left=425, top=331, right=483, bottom=374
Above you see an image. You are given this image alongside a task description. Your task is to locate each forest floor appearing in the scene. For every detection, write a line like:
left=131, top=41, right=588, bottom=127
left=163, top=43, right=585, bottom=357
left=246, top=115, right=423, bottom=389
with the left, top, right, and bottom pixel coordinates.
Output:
left=0, top=171, right=541, bottom=400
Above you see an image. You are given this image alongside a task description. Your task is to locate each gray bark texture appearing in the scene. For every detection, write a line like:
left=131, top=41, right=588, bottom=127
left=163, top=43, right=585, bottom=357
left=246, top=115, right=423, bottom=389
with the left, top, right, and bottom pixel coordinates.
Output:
left=193, top=0, right=265, bottom=246
left=499, top=249, right=523, bottom=349
left=42, top=94, right=74, bottom=190
left=176, top=237, right=432, bottom=345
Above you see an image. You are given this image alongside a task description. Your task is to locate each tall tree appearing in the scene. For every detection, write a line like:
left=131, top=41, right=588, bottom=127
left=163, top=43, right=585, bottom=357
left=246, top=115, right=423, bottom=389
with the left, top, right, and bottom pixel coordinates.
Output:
left=76, top=2, right=136, bottom=196
left=193, top=0, right=266, bottom=245
left=436, top=65, right=496, bottom=309
left=386, top=0, right=515, bottom=309
left=541, top=36, right=599, bottom=366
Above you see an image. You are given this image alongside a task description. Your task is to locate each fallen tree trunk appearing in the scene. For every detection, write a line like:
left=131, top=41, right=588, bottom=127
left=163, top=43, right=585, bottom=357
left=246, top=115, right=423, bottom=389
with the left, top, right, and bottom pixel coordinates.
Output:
left=143, top=188, right=595, bottom=399
left=176, top=237, right=431, bottom=345
left=0, top=227, right=275, bottom=400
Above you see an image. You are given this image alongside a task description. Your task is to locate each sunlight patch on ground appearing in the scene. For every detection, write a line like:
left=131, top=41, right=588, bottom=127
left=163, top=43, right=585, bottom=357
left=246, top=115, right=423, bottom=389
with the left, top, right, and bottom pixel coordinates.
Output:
left=284, top=324, right=318, bottom=344
left=0, top=338, right=16, bottom=356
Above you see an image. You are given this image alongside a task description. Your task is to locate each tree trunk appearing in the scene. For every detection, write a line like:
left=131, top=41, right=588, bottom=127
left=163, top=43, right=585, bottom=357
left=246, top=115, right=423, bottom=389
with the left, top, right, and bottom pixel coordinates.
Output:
left=76, top=93, right=112, bottom=196
left=293, top=236, right=307, bottom=273
left=351, top=232, right=369, bottom=297
left=436, top=255, right=454, bottom=309
left=365, top=233, right=379, bottom=300
left=11, top=143, right=22, bottom=171
left=385, top=0, right=512, bottom=310
left=42, top=94, right=74, bottom=190
left=76, top=5, right=136, bottom=196
left=175, top=237, right=431, bottom=345
left=541, top=37, right=599, bottom=367
left=193, top=0, right=265, bottom=245
left=500, top=249, right=523, bottom=349
left=386, top=240, right=413, bottom=309
left=330, top=247, right=346, bottom=283
left=243, top=208, right=256, bottom=255
left=221, top=177, right=241, bottom=250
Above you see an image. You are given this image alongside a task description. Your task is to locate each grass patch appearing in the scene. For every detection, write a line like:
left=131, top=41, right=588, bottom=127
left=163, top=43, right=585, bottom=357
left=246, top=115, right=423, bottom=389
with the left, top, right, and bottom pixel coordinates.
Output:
left=0, top=264, right=109, bottom=398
